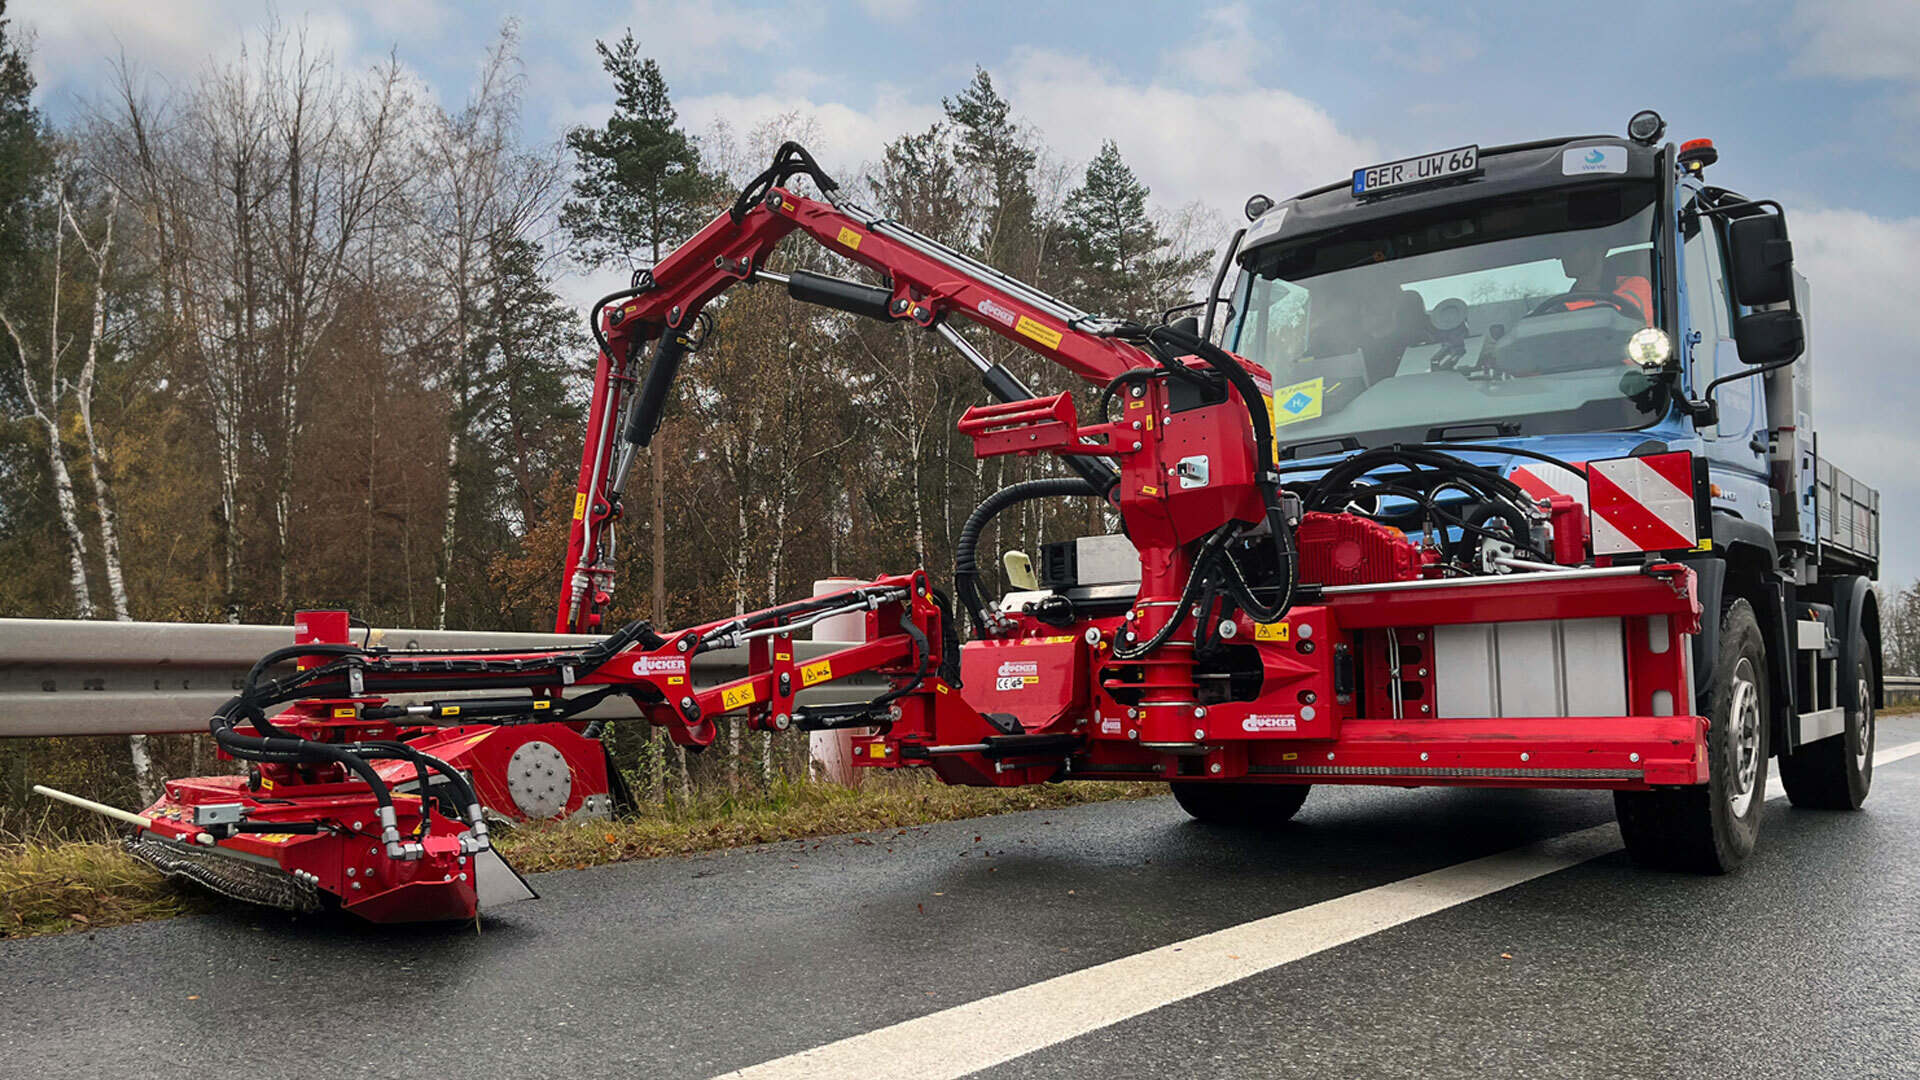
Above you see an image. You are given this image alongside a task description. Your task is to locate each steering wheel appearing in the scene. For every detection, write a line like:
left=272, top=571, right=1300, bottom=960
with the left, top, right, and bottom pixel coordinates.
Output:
left=1526, top=290, right=1647, bottom=324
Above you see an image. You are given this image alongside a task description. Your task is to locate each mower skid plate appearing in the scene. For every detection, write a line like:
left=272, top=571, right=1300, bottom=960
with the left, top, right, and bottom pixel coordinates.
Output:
left=1244, top=714, right=1707, bottom=789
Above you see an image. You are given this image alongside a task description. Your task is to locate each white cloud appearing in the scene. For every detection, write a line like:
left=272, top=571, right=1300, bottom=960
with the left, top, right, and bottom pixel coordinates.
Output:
left=1790, top=0, right=1920, bottom=82
left=1788, top=207, right=1920, bottom=585
left=1162, top=4, right=1269, bottom=89
left=1002, top=48, right=1373, bottom=216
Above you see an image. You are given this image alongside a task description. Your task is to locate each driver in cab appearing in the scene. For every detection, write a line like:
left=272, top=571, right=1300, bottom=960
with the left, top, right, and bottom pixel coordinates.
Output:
left=1557, top=231, right=1653, bottom=328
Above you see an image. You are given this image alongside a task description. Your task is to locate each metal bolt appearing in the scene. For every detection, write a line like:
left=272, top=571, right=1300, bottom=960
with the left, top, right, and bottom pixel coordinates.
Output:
left=1420, top=752, right=1430, bottom=761
left=1416, top=632, right=1427, bottom=641
left=1326, top=752, right=1336, bottom=761
left=350, top=882, right=361, bottom=891
left=1193, top=728, right=1207, bottom=740
left=1418, top=668, right=1429, bottom=678
left=1218, top=620, right=1237, bottom=639
left=346, top=868, right=356, bottom=877
left=1520, top=752, right=1531, bottom=762
left=1420, top=704, right=1431, bottom=714
left=1084, top=627, right=1101, bottom=644
left=1131, top=441, right=1143, bottom=451
left=893, top=298, right=910, bottom=314
left=1193, top=707, right=1208, bottom=719
left=680, top=697, right=694, bottom=709
left=1209, top=763, right=1223, bottom=774
left=677, top=638, right=690, bottom=652
left=1629, top=752, right=1641, bottom=763
left=1127, top=729, right=1139, bottom=740
left=1127, top=708, right=1138, bottom=719
left=352, top=821, right=363, bottom=831
left=1132, top=420, right=1143, bottom=431
left=1298, top=690, right=1316, bottom=705
left=911, top=306, right=929, bottom=320
left=774, top=713, right=791, bottom=731
left=1130, top=385, right=1144, bottom=398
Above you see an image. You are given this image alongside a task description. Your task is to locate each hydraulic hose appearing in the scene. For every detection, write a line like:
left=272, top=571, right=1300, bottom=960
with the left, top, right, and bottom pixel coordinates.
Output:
left=954, top=477, right=1105, bottom=635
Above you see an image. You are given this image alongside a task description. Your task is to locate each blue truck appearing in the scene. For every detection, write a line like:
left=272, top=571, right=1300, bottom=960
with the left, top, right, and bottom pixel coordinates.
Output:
left=1225, top=109, right=1882, bottom=870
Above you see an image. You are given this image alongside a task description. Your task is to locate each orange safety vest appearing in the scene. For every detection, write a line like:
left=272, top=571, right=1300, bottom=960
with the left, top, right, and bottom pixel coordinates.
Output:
left=1566, top=275, right=1654, bottom=327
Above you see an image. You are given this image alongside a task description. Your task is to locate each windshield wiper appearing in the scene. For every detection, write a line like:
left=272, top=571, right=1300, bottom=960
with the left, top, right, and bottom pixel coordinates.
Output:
left=1427, top=420, right=1521, bottom=441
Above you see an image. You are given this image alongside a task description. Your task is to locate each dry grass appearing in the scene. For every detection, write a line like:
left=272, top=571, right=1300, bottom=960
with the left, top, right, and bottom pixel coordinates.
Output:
left=0, top=839, right=209, bottom=939
left=0, top=775, right=1155, bottom=939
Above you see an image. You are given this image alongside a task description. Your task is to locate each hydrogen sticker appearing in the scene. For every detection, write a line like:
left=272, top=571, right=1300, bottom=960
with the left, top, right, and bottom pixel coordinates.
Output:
left=1271, top=377, right=1323, bottom=427
left=1242, top=714, right=1298, bottom=732
left=1562, top=145, right=1628, bottom=176
left=632, top=656, right=690, bottom=678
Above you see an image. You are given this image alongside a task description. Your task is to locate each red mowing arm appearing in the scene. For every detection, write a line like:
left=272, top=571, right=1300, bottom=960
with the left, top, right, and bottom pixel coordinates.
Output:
left=557, top=159, right=1160, bottom=634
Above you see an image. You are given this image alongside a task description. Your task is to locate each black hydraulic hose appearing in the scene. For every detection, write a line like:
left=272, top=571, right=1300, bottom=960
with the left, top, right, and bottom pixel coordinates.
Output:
left=954, top=477, right=1105, bottom=634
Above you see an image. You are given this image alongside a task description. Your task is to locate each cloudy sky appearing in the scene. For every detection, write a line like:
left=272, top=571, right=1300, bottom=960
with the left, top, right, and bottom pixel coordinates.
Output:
left=13, top=0, right=1920, bottom=584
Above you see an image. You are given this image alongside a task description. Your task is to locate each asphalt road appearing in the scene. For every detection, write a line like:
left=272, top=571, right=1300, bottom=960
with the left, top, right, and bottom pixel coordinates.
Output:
left=4, top=715, right=1917, bottom=1080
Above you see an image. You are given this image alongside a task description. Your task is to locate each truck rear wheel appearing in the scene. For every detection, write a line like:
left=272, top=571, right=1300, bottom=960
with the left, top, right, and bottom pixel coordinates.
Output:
left=1170, top=782, right=1310, bottom=827
left=1614, top=598, right=1768, bottom=873
left=1778, top=651, right=1874, bottom=810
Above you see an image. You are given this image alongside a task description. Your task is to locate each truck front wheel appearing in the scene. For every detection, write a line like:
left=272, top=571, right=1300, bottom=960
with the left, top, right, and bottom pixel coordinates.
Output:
left=1615, top=597, right=1768, bottom=873
left=1170, top=782, right=1311, bottom=827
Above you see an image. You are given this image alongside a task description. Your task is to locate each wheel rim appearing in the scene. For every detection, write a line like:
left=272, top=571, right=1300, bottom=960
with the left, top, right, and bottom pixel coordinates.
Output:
left=1855, top=672, right=1874, bottom=773
left=1727, top=657, right=1762, bottom=817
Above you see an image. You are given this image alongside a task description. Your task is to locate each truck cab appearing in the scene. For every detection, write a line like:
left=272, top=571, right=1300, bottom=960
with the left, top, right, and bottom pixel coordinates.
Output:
left=1227, top=113, right=1883, bottom=853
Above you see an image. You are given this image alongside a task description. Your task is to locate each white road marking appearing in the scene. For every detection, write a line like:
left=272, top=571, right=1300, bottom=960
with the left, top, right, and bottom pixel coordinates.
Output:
left=717, top=738, right=1920, bottom=1080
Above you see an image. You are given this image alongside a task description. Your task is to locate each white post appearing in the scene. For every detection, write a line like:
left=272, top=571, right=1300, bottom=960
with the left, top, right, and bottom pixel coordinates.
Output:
left=808, top=577, right=868, bottom=785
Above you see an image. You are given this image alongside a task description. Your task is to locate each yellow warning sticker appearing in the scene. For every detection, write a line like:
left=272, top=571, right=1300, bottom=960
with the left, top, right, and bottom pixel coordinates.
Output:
left=532, top=699, right=551, bottom=710
left=573, top=492, right=588, bottom=520
left=722, top=683, right=757, bottom=711
left=1140, top=484, right=1160, bottom=496
left=253, top=833, right=295, bottom=845
left=439, top=705, right=461, bottom=717
left=1015, top=315, right=1063, bottom=350
left=775, top=652, right=792, bottom=662
left=870, top=743, right=887, bottom=758
left=1255, top=621, right=1291, bottom=642
left=667, top=676, right=685, bottom=686
left=836, top=226, right=863, bottom=250
left=332, top=706, right=357, bottom=719
left=801, top=659, right=833, bottom=687
left=1271, top=377, right=1324, bottom=427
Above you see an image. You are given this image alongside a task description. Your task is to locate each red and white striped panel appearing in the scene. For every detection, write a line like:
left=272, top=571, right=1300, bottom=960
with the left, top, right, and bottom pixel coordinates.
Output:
left=1509, top=460, right=1589, bottom=512
left=1587, top=452, right=1701, bottom=555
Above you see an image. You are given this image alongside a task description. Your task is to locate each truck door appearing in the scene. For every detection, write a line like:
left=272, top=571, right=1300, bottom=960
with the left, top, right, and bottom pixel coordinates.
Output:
left=1683, top=211, right=1769, bottom=489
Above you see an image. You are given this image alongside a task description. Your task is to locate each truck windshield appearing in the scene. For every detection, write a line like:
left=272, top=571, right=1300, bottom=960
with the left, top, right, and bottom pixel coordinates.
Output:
left=1230, top=182, right=1665, bottom=448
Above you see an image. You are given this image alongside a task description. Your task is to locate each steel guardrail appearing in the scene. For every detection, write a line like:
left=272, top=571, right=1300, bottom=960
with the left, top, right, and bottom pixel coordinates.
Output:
left=0, top=618, right=872, bottom=738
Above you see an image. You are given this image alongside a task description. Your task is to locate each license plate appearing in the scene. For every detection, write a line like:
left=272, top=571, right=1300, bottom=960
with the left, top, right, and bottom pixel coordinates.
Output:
left=1352, top=145, right=1479, bottom=196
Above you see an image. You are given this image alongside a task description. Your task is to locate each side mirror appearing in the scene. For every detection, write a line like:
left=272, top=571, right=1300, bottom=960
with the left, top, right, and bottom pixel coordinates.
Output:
left=1726, top=213, right=1795, bottom=307
left=1734, top=308, right=1803, bottom=365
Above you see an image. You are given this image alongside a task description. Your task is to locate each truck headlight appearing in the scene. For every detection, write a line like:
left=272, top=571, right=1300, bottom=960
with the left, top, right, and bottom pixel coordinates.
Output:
left=1627, top=327, right=1671, bottom=369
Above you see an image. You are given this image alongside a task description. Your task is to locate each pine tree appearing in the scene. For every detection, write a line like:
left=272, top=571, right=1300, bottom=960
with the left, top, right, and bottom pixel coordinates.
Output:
left=561, top=31, right=718, bottom=269
left=1063, top=141, right=1208, bottom=320
left=942, top=68, right=1038, bottom=269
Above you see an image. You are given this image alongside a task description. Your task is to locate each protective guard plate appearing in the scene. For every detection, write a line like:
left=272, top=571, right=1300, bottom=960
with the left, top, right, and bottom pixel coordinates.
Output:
left=473, top=847, right=538, bottom=909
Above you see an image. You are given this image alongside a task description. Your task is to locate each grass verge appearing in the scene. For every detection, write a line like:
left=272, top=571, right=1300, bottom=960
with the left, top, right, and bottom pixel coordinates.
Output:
left=0, top=776, right=1155, bottom=940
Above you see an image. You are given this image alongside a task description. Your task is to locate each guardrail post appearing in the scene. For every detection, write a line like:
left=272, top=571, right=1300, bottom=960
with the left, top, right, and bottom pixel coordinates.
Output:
left=808, top=578, right=869, bottom=785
